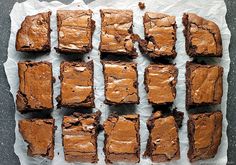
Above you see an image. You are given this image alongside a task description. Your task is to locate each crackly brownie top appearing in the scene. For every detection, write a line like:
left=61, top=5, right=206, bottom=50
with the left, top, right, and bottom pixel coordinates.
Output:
left=100, top=9, right=135, bottom=54
left=18, top=119, right=55, bottom=159
left=16, top=11, right=51, bottom=51
left=57, top=10, right=94, bottom=52
left=187, top=63, right=223, bottom=105
left=103, top=61, right=139, bottom=104
left=143, top=12, right=176, bottom=57
left=183, top=13, right=222, bottom=56
left=145, top=64, right=177, bottom=104
left=103, top=114, right=139, bottom=154
left=60, top=61, right=93, bottom=106
left=17, top=61, right=53, bottom=112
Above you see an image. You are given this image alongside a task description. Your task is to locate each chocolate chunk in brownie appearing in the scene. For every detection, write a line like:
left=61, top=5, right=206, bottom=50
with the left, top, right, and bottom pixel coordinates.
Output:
left=103, top=114, right=140, bottom=163
left=188, top=111, right=223, bottom=162
left=62, top=111, right=101, bottom=163
left=186, top=62, right=223, bottom=109
left=16, top=61, right=54, bottom=113
left=18, top=119, right=55, bottom=159
left=57, top=10, right=95, bottom=53
left=16, top=11, right=51, bottom=52
left=102, top=61, right=139, bottom=105
left=182, top=13, right=222, bottom=57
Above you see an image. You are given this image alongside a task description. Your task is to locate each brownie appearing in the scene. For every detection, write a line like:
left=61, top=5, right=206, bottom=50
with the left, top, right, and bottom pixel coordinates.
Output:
left=186, top=62, right=223, bottom=109
left=57, top=61, right=94, bottom=108
left=144, top=111, right=180, bottom=162
left=182, top=13, right=222, bottom=57
left=16, top=11, right=51, bottom=52
left=16, top=61, right=54, bottom=113
left=144, top=64, right=178, bottom=105
left=188, top=111, right=223, bottom=162
left=103, top=114, right=140, bottom=163
left=18, top=119, right=55, bottom=160
left=56, top=10, right=95, bottom=53
left=62, top=111, right=101, bottom=163
left=102, top=61, right=139, bottom=105
left=139, top=12, right=177, bottom=58
left=99, top=9, right=137, bottom=58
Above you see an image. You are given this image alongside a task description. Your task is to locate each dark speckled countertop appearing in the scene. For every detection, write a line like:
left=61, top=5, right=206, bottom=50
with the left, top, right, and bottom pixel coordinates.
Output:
left=0, top=0, right=235, bottom=164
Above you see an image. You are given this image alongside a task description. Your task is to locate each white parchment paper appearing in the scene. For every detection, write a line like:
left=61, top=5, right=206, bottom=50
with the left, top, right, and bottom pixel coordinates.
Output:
left=4, top=0, right=231, bottom=164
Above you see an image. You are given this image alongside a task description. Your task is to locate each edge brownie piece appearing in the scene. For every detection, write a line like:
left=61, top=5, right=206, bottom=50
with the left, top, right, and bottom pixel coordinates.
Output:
left=188, top=111, right=223, bottom=162
left=103, top=114, right=140, bottom=163
left=16, top=11, right=51, bottom=52
left=102, top=61, right=139, bottom=105
left=144, top=111, right=180, bottom=162
left=145, top=64, right=178, bottom=105
left=57, top=10, right=95, bottom=53
left=62, top=111, right=101, bottom=163
left=19, top=119, right=55, bottom=160
left=186, top=62, right=223, bottom=109
left=57, top=61, right=94, bottom=108
left=182, top=13, right=222, bottom=57
left=16, top=61, right=54, bottom=113
left=99, top=9, right=137, bottom=58
left=139, top=12, right=177, bottom=58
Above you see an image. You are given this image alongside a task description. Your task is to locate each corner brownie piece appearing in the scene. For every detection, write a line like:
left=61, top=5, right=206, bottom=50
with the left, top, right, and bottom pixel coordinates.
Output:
left=145, top=64, right=178, bottom=105
left=103, top=114, right=140, bottom=163
left=57, top=10, right=95, bottom=53
left=16, top=61, right=53, bottom=113
left=186, top=62, right=223, bottom=109
left=19, top=119, right=55, bottom=160
left=102, top=61, right=139, bottom=104
left=139, top=12, right=177, bottom=58
left=16, top=11, right=51, bottom=52
left=62, top=111, right=101, bottom=163
left=99, top=9, right=137, bottom=58
left=183, top=13, right=222, bottom=57
left=144, top=111, right=180, bottom=162
left=57, top=61, right=94, bottom=108
left=188, top=111, right=223, bottom=162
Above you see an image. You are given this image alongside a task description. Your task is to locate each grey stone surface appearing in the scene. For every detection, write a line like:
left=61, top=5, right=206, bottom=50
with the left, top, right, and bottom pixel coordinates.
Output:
left=0, top=0, right=235, bottom=164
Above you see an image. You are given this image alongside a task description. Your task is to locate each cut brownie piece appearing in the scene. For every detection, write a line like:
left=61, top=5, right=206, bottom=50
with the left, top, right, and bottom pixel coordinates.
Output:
left=18, top=119, right=55, bottom=160
left=99, top=9, right=137, bottom=58
left=103, top=114, right=140, bottom=163
left=144, top=111, right=180, bottom=162
left=144, top=64, right=178, bottom=105
left=57, top=61, right=94, bottom=108
left=16, top=61, right=54, bottom=113
left=139, top=12, right=177, bottom=58
left=16, top=11, right=51, bottom=52
left=102, top=61, right=139, bottom=105
left=57, top=10, right=95, bottom=53
left=188, top=111, right=223, bottom=162
left=186, top=62, right=223, bottom=109
left=182, top=13, right=222, bottom=57
left=62, top=111, right=101, bottom=163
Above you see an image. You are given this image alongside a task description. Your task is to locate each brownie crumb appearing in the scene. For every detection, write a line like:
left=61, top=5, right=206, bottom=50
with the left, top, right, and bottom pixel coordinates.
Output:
left=138, top=2, right=145, bottom=10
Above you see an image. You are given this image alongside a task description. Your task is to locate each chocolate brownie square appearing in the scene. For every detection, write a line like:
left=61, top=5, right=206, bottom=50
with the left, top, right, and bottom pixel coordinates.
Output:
left=16, top=11, right=51, bottom=52
left=57, top=61, right=94, bottom=108
left=18, top=119, right=55, bottom=160
left=139, top=12, right=177, bottom=58
left=144, top=111, right=180, bottom=162
left=145, top=64, right=178, bottom=105
left=57, top=10, right=95, bottom=53
left=103, top=114, right=140, bottom=163
left=102, top=61, right=139, bottom=104
left=183, top=13, right=222, bottom=57
left=16, top=61, right=54, bottom=113
left=62, top=111, right=101, bottom=163
left=99, top=9, right=137, bottom=58
left=186, top=62, right=223, bottom=109
left=188, top=111, right=223, bottom=162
